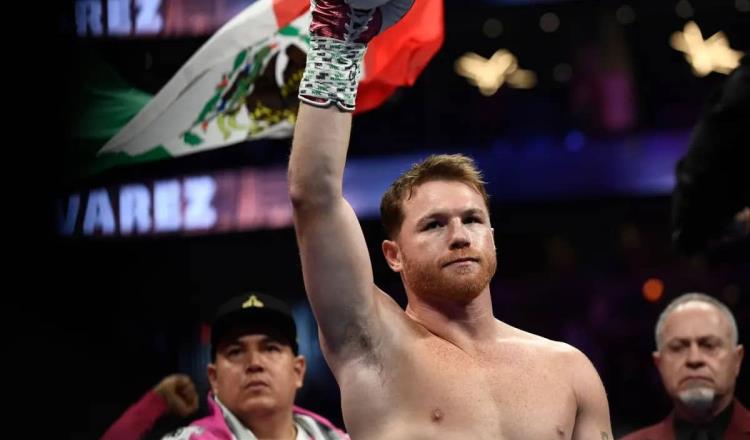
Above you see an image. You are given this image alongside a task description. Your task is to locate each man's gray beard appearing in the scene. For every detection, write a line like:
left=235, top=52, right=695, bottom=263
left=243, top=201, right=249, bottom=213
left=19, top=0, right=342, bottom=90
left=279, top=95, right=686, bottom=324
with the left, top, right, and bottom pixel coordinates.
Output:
left=677, top=387, right=716, bottom=416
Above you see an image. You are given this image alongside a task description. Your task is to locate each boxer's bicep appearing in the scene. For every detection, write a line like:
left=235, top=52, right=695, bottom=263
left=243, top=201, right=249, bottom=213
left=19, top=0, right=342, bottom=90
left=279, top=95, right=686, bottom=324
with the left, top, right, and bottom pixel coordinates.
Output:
left=570, top=351, right=613, bottom=440
left=290, top=105, right=383, bottom=363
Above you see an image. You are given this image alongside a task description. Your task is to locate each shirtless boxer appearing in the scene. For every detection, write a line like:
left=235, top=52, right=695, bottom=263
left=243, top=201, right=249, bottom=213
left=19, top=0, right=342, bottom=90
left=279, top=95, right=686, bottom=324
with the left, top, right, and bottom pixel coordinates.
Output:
left=288, top=1, right=613, bottom=438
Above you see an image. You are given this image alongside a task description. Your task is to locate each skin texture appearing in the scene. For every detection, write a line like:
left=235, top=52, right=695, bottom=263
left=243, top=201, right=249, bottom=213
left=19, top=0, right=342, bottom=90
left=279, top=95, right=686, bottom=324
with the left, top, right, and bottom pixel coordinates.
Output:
left=288, top=103, right=613, bottom=439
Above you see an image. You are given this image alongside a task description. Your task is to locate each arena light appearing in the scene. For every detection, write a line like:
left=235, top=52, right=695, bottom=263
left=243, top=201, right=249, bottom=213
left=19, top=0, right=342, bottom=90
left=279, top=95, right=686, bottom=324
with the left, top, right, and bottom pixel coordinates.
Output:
left=642, top=278, right=664, bottom=303
left=670, top=21, right=742, bottom=76
left=454, top=49, right=537, bottom=96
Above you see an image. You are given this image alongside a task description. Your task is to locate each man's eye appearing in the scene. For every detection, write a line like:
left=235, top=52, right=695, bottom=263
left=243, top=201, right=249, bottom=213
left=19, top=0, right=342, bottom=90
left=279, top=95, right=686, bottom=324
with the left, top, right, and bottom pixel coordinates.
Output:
left=668, top=343, right=685, bottom=352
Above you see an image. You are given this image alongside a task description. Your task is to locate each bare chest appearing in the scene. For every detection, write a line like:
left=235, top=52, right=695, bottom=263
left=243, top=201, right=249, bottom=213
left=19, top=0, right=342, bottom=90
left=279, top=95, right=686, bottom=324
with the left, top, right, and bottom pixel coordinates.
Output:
left=341, top=340, right=578, bottom=440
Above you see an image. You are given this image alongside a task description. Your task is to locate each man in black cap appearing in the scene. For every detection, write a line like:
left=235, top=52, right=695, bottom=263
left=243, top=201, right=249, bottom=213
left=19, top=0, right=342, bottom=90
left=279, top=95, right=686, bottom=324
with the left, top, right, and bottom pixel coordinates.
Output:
left=102, top=293, right=347, bottom=440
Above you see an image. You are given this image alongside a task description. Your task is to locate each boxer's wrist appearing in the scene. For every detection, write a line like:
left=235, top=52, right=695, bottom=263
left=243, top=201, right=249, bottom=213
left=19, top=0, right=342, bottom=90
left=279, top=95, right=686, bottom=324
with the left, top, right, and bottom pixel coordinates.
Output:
left=299, top=37, right=366, bottom=112
left=297, top=0, right=414, bottom=112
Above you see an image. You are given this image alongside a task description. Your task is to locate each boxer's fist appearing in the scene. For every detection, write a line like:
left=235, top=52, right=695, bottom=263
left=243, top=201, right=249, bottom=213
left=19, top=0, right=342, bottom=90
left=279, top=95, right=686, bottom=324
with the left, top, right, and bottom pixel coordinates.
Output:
left=309, top=0, right=415, bottom=44
left=300, top=0, right=414, bottom=111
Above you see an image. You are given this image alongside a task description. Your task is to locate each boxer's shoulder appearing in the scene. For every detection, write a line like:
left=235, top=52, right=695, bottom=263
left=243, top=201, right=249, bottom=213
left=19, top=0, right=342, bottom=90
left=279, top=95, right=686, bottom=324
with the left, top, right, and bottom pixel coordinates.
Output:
left=491, top=323, right=588, bottom=367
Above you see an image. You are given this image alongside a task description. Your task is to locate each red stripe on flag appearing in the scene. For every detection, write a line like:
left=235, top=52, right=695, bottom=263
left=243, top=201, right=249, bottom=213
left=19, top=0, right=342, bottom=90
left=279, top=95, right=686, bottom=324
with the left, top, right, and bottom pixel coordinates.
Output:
left=273, top=0, right=310, bottom=28
left=357, top=0, right=444, bottom=114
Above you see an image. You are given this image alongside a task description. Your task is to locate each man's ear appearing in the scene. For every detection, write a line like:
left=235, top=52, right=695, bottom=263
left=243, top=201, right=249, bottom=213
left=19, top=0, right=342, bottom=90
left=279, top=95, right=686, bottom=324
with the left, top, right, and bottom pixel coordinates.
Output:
left=652, top=350, right=662, bottom=371
left=382, top=239, right=402, bottom=272
left=733, top=344, right=744, bottom=378
left=293, top=355, right=307, bottom=389
left=207, top=363, right=219, bottom=396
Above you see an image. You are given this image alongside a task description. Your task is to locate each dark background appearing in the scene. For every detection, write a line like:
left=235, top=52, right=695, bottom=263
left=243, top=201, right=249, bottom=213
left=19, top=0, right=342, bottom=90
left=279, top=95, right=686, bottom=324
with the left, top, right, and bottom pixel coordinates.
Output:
left=28, top=0, right=750, bottom=438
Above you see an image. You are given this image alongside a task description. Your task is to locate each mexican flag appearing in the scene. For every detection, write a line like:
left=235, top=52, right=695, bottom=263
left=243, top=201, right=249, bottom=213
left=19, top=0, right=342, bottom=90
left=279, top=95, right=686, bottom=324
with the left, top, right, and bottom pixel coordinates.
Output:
left=93, top=0, right=443, bottom=174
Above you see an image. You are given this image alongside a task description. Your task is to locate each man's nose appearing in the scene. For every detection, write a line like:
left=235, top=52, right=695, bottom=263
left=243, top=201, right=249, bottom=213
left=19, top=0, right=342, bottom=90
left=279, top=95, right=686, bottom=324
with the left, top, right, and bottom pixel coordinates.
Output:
left=449, top=219, right=471, bottom=250
left=245, top=351, right=265, bottom=373
left=685, top=343, right=706, bottom=368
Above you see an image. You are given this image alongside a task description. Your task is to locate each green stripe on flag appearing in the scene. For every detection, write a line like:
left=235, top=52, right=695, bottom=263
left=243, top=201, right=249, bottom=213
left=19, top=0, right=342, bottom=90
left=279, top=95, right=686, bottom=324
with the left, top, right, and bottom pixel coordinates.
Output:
left=90, top=146, right=172, bottom=175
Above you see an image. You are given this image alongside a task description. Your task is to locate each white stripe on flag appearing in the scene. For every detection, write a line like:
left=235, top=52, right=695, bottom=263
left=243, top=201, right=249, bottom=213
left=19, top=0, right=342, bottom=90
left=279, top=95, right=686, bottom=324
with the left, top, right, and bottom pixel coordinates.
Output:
left=99, top=0, right=285, bottom=156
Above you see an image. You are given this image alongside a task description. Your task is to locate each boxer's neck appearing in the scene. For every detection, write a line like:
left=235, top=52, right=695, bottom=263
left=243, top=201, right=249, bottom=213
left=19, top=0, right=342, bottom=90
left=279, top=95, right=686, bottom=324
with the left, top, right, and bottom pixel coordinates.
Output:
left=405, top=291, right=497, bottom=351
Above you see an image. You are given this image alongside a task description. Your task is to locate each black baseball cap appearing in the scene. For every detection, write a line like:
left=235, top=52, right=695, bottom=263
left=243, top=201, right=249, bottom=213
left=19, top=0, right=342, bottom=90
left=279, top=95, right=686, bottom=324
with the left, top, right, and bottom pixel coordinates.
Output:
left=210, top=293, right=298, bottom=358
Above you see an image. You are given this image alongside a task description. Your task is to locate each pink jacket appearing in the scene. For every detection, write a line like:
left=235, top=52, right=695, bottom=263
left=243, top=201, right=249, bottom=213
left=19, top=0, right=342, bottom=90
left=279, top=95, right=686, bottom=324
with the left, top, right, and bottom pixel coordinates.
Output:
left=101, top=390, right=348, bottom=440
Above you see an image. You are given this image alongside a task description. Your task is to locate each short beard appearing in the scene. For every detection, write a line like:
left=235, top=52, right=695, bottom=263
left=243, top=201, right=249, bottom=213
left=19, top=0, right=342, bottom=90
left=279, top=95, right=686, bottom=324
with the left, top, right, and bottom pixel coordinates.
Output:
left=402, top=252, right=497, bottom=303
left=677, top=387, right=716, bottom=417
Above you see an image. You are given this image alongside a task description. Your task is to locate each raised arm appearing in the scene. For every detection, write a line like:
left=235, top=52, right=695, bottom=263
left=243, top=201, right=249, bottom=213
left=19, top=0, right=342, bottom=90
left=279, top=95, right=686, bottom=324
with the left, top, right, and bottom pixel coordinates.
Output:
left=569, top=350, right=613, bottom=440
left=289, top=104, right=377, bottom=362
left=288, top=0, right=413, bottom=362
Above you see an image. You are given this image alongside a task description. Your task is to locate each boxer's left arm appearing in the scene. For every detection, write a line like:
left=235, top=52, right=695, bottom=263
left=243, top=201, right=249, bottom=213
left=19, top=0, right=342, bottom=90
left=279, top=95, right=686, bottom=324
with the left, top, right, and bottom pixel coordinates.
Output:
left=570, top=350, right=613, bottom=440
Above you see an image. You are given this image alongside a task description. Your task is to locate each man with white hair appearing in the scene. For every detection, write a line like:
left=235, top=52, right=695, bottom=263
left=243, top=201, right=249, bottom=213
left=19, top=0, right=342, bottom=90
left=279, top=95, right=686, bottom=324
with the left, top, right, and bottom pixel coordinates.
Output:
left=621, top=292, right=749, bottom=440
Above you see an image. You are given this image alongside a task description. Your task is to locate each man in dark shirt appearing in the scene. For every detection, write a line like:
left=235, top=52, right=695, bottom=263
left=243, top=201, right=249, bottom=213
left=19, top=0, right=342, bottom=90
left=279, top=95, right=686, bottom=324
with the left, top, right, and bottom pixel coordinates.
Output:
left=620, top=293, right=749, bottom=440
